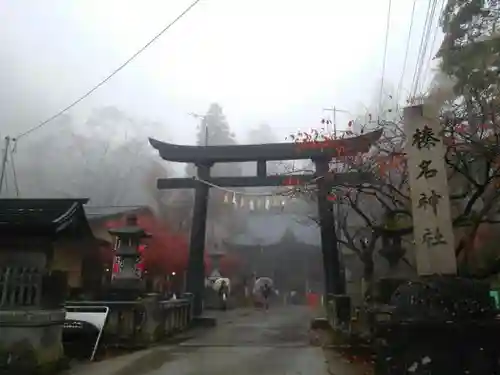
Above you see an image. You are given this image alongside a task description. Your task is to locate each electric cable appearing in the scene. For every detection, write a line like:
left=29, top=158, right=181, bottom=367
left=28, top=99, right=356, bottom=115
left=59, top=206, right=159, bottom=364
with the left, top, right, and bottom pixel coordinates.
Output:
left=414, top=0, right=439, bottom=96
left=14, top=0, right=203, bottom=143
left=378, top=0, right=393, bottom=118
left=410, top=1, right=433, bottom=95
left=419, top=0, right=444, bottom=94
left=396, top=0, right=417, bottom=105
left=410, top=0, right=436, bottom=97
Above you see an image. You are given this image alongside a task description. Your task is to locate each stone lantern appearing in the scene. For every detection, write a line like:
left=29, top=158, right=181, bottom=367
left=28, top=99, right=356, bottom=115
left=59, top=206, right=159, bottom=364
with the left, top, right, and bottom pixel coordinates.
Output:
left=108, top=214, right=151, bottom=296
left=209, top=250, right=226, bottom=278
left=379, top=211, right=410, bottom=271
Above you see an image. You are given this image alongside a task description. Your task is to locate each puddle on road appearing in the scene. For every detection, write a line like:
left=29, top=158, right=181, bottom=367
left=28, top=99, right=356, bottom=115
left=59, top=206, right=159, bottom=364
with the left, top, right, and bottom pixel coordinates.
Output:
left=112, top=344, right=202, bottom=375
left=112, top=349, right=176, bottom=375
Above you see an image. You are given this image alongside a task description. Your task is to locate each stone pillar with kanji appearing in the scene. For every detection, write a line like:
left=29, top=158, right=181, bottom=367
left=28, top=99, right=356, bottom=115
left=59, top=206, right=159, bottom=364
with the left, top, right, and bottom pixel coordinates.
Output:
left=404, top=104, right=457, bottom=275
left=108, top=214, right=151, bottom=296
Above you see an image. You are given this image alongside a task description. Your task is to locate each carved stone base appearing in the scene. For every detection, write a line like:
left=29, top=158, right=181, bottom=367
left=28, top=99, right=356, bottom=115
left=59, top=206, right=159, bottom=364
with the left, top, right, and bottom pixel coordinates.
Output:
left=326, top=295, right=351, bottom=330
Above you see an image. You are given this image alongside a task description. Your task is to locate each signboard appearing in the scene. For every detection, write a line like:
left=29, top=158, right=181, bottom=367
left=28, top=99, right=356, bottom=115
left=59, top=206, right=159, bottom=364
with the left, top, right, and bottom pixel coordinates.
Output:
left=404, top=105, right=457, bottom=275
left=64, top=305, right=109, bottom=361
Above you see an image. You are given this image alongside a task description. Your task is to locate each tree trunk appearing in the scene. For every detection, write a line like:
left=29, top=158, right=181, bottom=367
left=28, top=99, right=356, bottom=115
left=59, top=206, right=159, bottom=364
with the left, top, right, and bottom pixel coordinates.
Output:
left=361, top=250, right=375, bottom=302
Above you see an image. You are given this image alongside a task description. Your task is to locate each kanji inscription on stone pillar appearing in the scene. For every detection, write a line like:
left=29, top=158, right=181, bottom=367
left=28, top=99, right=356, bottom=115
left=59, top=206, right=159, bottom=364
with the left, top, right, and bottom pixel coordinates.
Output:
left=404, top=104, right=457, bottom=275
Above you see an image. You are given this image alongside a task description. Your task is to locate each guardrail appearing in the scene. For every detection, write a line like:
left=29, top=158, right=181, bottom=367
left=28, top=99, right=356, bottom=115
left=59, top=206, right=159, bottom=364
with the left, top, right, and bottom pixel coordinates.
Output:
left=63, top=293, right=194, bottom=360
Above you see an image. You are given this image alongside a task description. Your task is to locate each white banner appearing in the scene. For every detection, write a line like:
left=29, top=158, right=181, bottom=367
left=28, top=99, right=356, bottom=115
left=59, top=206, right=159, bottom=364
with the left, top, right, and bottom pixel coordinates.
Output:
left=222, top=194, right=287, bottom=211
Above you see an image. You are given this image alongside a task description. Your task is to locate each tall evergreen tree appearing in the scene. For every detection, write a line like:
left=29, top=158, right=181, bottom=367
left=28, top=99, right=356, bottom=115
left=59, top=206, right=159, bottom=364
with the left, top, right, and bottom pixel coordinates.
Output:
left=438, top=0, right=499, bottom=105
left=196, top=103, right=237, bottom=147
left=244, top=123, right=282, bottom=176
left=186, top=103, right=241, bottom=177
left=184, top=104, right=243, bottom=251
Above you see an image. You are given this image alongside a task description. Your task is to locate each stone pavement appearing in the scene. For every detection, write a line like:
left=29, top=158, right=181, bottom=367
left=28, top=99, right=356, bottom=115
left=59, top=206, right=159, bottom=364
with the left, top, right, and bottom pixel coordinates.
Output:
left=68, top=306, right=363, bottom=375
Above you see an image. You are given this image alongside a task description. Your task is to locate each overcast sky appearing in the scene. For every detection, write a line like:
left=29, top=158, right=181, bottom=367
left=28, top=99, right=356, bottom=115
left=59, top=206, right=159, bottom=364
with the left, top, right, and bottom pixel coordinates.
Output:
left=1, top=0, right=439, bottom=147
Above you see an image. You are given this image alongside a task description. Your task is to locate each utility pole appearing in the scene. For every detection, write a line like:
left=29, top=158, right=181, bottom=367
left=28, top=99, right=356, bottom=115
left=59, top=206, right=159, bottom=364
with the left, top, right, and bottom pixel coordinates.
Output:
left=188, top=112, right=209, bottom=146
left=323, top=107, right=352, bottom=138
left=0, top=136, right=11, bottom=195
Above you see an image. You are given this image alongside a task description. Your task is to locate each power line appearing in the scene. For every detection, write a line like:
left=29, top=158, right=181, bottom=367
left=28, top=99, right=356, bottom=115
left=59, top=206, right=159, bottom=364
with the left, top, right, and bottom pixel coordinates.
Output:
left=410, top=0, right=438, bottom=97
left=396, top=0, right=417, bottom=105
left=378, top=0, right=393, bottom=118
left=409, top=0, right=434, bottom=96
left=14, top=0, right=203, bottom=142
left=410, top=1, right=432, bottom=96
left=420, top=0, right=446, bottom=92
left=415, top=0, right=439, bottom=94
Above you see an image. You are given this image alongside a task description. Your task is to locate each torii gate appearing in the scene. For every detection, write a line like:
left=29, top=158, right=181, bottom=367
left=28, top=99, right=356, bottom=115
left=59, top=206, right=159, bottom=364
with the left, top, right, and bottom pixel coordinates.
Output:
left=149, top=130, right=382, bottom=316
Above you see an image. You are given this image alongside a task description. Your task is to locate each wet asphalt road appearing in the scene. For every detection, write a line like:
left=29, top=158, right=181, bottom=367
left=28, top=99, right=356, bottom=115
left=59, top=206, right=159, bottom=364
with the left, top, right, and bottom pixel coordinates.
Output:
left=126, top=306, right=330, bottom=375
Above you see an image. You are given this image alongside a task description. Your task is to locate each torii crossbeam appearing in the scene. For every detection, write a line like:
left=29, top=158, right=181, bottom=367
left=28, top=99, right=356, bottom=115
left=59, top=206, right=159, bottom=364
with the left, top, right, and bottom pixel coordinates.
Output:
left=149, top=130, right=382, bottom=316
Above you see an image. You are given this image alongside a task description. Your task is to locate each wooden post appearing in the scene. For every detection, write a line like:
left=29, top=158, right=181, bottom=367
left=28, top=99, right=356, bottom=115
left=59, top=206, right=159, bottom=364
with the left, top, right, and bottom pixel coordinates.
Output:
left=186, top=163, right=211, bottom=316
left=404, top=105, right=457, bottom=275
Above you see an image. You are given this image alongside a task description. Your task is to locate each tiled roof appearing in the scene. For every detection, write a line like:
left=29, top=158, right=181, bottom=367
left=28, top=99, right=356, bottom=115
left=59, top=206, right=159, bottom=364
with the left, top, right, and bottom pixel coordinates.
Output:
left=0, top=198, right=90, bottom=235
left=84, top=206, right=152, bottom=222
left=226, top=212, right=320, bottom=247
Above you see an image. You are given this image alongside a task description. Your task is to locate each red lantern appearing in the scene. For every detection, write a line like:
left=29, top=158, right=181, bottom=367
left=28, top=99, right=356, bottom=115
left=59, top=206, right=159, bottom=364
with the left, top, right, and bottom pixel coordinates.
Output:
left=284, top=176, right=299, bottom=186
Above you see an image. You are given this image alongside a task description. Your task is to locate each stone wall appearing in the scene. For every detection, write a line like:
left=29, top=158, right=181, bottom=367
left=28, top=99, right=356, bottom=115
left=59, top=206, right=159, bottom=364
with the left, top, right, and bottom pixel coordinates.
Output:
left=0, top=309, right=66, bottom=374
left=65, top=296, right=193, bottom=349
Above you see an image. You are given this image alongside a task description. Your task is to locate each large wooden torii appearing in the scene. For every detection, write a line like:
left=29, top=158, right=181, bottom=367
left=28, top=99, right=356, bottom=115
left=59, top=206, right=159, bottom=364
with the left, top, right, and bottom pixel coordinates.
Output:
left=149, top=129, right=382, bottom=316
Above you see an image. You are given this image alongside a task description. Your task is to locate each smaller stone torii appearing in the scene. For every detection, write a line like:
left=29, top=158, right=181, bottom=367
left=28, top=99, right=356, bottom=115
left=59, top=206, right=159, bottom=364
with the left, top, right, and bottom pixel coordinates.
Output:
left=149, top=130, right=382, bottom=316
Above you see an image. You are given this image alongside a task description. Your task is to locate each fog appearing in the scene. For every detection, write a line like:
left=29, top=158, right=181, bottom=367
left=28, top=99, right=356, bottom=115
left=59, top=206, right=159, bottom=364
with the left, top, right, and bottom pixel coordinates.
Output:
left=0, top=0, right=437, bottom=208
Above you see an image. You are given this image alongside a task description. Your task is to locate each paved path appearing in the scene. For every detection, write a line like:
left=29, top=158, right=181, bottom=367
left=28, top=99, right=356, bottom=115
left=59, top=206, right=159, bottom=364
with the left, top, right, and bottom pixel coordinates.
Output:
left=71, top=306, right=331, bottom=375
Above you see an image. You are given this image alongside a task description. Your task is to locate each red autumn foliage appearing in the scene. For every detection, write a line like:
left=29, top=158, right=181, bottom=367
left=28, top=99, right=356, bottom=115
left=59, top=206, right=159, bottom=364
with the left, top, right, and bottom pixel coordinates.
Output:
left=289, top=123, right=406, bottom=177
left=218, top=253, right=244, bottom=277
